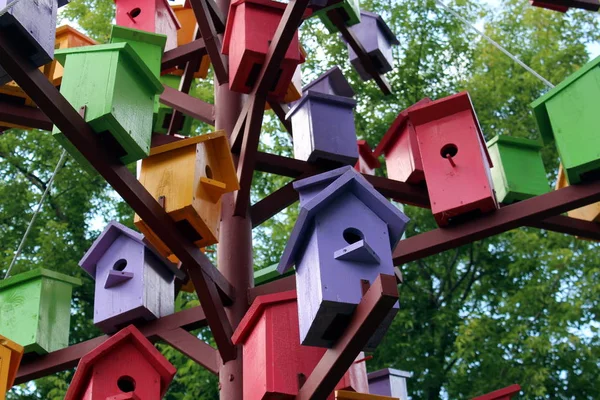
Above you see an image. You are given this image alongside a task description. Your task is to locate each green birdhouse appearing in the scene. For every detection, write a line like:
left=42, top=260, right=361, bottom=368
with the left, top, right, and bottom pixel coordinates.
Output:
left=531, top=55, right=600, bottom=185
left=486, top=135, right=550, bottom=205
left=312, top=0, right=361, bottom=33
left=0, top=269, right=81, bottom=355
left=154, top=75, right=194, bottom=135
left=52, top=42, right=164, bottom=171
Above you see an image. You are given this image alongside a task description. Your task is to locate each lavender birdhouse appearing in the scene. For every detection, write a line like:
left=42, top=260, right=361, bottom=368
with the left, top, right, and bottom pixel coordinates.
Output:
left=277, top=166, right=409, bottom=350
left=0, top=0, right=58, bottom=85
left=79, top=221, right=185, bottom=334
left=368, top=368, right=412, bottom=400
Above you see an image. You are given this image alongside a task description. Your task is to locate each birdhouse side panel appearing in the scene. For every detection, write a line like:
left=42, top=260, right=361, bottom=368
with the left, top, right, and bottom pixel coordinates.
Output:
left=384, top=122, right=424, bottom=184
left=142, top=251, right=175, bottom=320
left=0, top=279, right=43, bottom=354
left=347, top=15, right=379, bottom=58
left=154, top=5, right=179, bottom=51
left=173, top=7, right=196, bottom=45
left=389, top=374, right=409, bottom=400
left=487, top=142, right=509, bottom=204
left=242, top=313, right=269, bottom=400
left=291, top=101, right=317, bottom=162
left=115, top=0, right=159, bottom=34
left=568, top=201, right=600, bottom=222
left=369, top=376, right=394, bottom=397
left=36, top=278, right=77, bottom=354
left=0, top=345, right=15, bottom=396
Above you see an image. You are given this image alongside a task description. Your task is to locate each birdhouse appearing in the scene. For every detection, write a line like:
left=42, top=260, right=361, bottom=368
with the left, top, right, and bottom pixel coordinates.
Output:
left=52, top=42, right=164, bottom=172
left=486, top=135, right=549, bottom=205
left=154, top=75, right=195, bottom=135
left=530, top=0, right=569, bottom=11
left=311, top=0, right=361, bottom=33
left=79, top=221, right=183, bottom=334
left=355, top=140, right=381, bottom=175
left=135, top=132, right=240, bottom=258
left=0, top=269, right=81, bottom=354
left=287, top=67, right=359, bottom=166
left=368, top=369, right=411, bottom=400
left=531, top=55, right=600, bottom=185
left=0, top=335, right=24, bottom=398
left=277, top=166, right=408, bottom=349
left=374, top=98, right=432, bottom=185
left=472, top=384, right=521, bottom=400
left=335, top=391, right=399, bottom=400
left=0, top=0, right=58, bottom=86
left=231, top=290, right=368, bottom=400
left=408, top=92, right=498, bottom=227
left=556, top=164, right=600, bottom=223
left=169, top=4, right=211, bottom=79
left=531, top=0, right=599, bottom=11
left=110, top=25, right=166, bottom=80
left=222, top=0, right=309, bottom=98
left=65, top=325, right=177, bottom=400
left=346, top=11, right=399, bottom=81
left=114, top=0, right=181, bottom=51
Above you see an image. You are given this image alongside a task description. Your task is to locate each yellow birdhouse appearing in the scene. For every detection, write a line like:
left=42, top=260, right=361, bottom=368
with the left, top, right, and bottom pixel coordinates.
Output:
left=265, top=45, right=305, bottom=110
left=335, top=391, right=399, bottom=400
left=557, top=164, right=600, bottom=224
left=169, top=5, right=211, bottom=79
left=0, top=335, right=24, bottom=400
left=135, top=131, right=240, bottom=259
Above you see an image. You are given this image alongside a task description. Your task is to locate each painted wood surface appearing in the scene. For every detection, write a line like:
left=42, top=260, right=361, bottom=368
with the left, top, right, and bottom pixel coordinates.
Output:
left=355, top=140, right=380, bottom=175
left=109, top=25, right=166, bottom=79
left=368, top=368, right=411, bottom=400
left=0, top=269, right=80, bottom=355
left=311, top=0, right=361, bottom=33
left=0, top=335, right=24, bottom=399
left=471, top=384, right=521, bottom=400
left=556, top=164, right=600, bottom=224
left=335, top=391, right=399, bottom=400
left=486, top=135, right=549, bottom=204
left=408, top=92, right=498, bottom=227
left=114, top=0, right=181, bottom=51
left=531, top=55, right=600, bottom=184
left=169, top=4, right=211, bottom=79
left=51, top=43, right=164, bottom=171
left=135, top=132, right=240, bottom=258
left=0, top=0, right=57, bottom=85
left=530, top=0, right=569, bottom=11
left=222, top=0, right=308, bottom=98
left=346, top=11, right=399, bottom=81
left=303, top=66, right=355, bottom=98
left=65, top=325, right=176, bottom=400
left=154, top=74, right=195, bottom=135
left=231, top=291, right=367, bottom=400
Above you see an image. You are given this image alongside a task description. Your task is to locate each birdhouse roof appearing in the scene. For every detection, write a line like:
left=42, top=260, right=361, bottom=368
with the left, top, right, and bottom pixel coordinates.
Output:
left=55, top=25, right=98, bottom=46
left=79, top=221, right=184, bottom=280
left=65, top=325, right=176, bottom=400
left=367, top=368, right=412, bottom=381
left=149, top=130, right=225, bottom=155
left=0, top=268, right=81, bottom=291
left=531, top=55, right=600, bottom=144
left=359, top=11, right=400, bottom=45
left=231, top=290, right=297, bottom=344
left=286, top=90, right=357, bottom=119
left=303, top=66, right=355, bottom=98
left=277, top=167, right=409, bottom=273
left=356, top=140, right=381, bottom=170
left=407, top=91, right=493, bottom=168
left=472, top=384, right=521, bottom=400
left=374, top=97, right=431, bottom=157
left=0, top=334, right=24, bottom=389
left=486, top=135, right=542, bottom=150
left=110, top=25, right=168, bottom=51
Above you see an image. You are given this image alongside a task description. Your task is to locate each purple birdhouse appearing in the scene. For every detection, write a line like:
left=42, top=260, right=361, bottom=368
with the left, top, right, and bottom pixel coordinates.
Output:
left=287, top=67, right=359, bottom=166
left=79, top=221, right=185, bottom=334
left=368, top=368, right=412, bottom=400
left=277, top=166, right=409, bottom=350
left=345, top=11, right=399, bottom=81
left=0, top=0, right=58, bottom=85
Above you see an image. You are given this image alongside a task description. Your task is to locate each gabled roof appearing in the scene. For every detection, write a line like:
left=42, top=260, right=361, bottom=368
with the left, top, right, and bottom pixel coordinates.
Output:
left=303, top=66, right=355, bottom=98
left=356, top=140, right=381, bottom=170
left=65, top=325, right=176, bottom=400
left=277, top=167, right=409, bottom=273
left=231, top=290, right=297, bottom=344
left=359, top=11, right=400, bottom=45
left=367, top=368, right=412, bottom=381
left=471, top=384, right=521, bottom=400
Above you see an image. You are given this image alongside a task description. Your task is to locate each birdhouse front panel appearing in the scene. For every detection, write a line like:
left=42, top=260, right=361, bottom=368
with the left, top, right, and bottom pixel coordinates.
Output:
left=409, top=92, right=497, bottom=227
left=115, top=0, right=180, bottom=51
left=0, top=0, right=58, bottom=85
left=0, top=269, right=80, bottom=355
left=50, top=25, right=98, bottom=87
left=171, top=5, right=211, bottom=79
left=222, top=0, right=307, bottom=98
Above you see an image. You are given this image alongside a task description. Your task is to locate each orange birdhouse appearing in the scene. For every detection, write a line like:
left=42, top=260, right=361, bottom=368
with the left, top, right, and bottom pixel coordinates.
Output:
left=557, top=164, right=600, bottom=225
left=336, top=391, right=399, bottom=400
left=169, top=5, right=211, bottom=79
left=135, top=132, right=240, bottom=258
left=0, top=335, right=24, bottom=400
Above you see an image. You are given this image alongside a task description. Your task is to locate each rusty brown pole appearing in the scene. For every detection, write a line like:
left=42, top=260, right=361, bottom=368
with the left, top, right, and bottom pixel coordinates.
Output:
left=214, top=0, right=251, bottom=398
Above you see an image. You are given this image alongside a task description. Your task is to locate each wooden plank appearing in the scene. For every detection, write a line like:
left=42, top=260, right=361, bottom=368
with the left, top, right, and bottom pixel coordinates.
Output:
left=157, top=328, right=219, bottom=375
left=161, top=38, right=207, bottom=72
left=159, top=85, right=215, bottom=125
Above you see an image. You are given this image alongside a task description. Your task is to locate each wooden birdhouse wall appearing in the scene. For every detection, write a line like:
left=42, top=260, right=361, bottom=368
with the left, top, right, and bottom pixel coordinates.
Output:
left=384, top=120, right=423, bottom=184
left=0, top=335, right=24, bottom=397
left=50, top=25, right=98, bottom=86
left=171, top=5, right=211, bottom=78
left=115, top=0, right=179, bottom=51
left=368, top=369, right=411, bottom=400
left=556, top=165, right=600, bottom=222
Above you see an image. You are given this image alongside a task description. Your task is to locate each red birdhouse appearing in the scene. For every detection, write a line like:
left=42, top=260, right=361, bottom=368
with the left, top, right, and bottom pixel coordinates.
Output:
left=114, top=0, right=181, bottom=51
left=231, top=291, right=368, bottom=400
left=407, top=92, right=498, bottom=227
left=65, top=325, right=176, bottom=400
left=374, top=98, right=431, bottom=185
left=355, top=140, right=381, bottom=175
left=222, top=0, right=309, bottom=98
left=472, top=384, right=521, bottom=400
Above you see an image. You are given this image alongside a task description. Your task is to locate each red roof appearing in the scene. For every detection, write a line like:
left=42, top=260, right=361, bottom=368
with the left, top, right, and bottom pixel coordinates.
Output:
left=356, top=140, right=381, bottom=170
left=472, top=384, right=521, bottom=400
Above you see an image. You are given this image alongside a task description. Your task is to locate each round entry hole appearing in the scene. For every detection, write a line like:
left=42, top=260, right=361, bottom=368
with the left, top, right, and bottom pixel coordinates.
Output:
left=440, top=143, right=458, bottom=159
left=343, top=228, right=364, bottom=244
left=117, top=375, right=136, bottom=392
left=113, top=259, right=127, bottom=272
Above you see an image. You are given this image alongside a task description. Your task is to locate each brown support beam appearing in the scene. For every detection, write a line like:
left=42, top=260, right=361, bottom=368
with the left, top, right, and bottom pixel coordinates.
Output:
left=160, top=85, right=216, bottom=126
left=393, top=179, right=600, bottom=264
left=16, top=306, right=208, bottom=384
left=296, top=274, right=399, bottom=399
left=268, top=101, right=293, bottom=137
left=251, top=180, right=299, bottom=227
left=167, top=54, right=202, bottom=135
left=528, top=214, right=600, bottom=240
left=161, top=38, right=207, bottom=72
left=0, top=101, right=52, bottom=131
left=157, top=327, right=219, bottom=375
left=190, top=0, right=229, bottom=84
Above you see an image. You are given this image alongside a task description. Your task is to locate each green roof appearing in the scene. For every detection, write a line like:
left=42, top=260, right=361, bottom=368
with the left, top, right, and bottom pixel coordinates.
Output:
left=0, top=268, right=82, bottom=290
left=110, top=25, right=168, bottom=51
left=487, top=135, right=543, bottom=150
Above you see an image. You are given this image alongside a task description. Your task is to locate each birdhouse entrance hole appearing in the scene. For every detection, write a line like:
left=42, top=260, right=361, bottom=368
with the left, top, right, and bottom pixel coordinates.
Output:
left=117, top=375, right=136, bottom=392
left=343, top=227, right=364, bottom=244
left=129, top=8, right=142, bottom=18
left=113, top=259, right=128, bottom=271
left=440, top=143, right=458, bottom=159
left=205, top=165, right=213, bottom=179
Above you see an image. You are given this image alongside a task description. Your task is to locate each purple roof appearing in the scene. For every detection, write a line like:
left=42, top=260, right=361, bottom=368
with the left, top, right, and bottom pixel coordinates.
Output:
left=302, top=66, right=355, bottom=98
left=277, top=167, right=409, bottom=273
left=368, top=368, right=413, bottom=380
left=360, top=11, right=400, bottom=45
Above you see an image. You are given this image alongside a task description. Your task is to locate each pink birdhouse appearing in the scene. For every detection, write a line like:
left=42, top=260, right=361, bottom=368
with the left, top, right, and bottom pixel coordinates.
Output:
left=355, top=140, right=380, bottom=175
left=472, top=384, right=521, bottom=400
left=407, top=92, right=498, bottom=227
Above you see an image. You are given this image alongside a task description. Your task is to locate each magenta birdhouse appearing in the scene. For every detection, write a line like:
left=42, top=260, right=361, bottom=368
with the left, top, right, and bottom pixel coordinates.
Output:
left=0, top=0, right=58, bottom=85
left=368, top=368, right=412, bottom=400
left=375, top=98, right=432, bottom=185
left=346, top=11, right=399, bottom=81
left=355, top=140, right=380, bottom=175
left=222, top=0, right=308, bottom=98
left=408, top=92, right=498, bottom=227
left=79, top=221, right=185, bottom=333
left=287, top=67, right=359, bottom=166
left=114, top=0, right=181, bottom=51
left=277, top=166, right=408, bottom=350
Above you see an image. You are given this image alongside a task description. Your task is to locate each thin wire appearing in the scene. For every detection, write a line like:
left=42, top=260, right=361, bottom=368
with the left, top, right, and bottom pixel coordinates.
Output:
left=434, top=0, right=555, bottom=89
left=4, top=149, right=69, bottom=279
